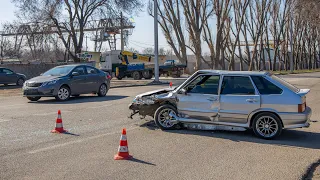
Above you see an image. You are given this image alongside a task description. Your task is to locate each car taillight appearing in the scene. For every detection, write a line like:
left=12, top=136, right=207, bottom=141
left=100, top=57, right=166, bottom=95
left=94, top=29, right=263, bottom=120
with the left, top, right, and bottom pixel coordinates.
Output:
left=106, top=74, right=111, bottom=80
left=298, top=102, right=306, bottom=113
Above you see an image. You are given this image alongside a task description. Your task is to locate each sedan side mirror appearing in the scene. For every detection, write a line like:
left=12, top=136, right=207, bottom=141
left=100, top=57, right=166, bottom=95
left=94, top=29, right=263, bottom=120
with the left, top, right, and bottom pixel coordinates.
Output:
left=178, top=88, right=187, bottom=95
left=72, top=72, right=79, bottom=77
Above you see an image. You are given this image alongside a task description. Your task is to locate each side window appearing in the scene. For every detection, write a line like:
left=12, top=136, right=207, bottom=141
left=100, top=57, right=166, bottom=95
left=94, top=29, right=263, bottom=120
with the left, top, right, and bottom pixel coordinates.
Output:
left=185, top=75, right=220, bottom=95
left=3, top=69, right=14, bottom=74
left=251, top=76, right=283, bottom=94
left=221, top=76, right=255, bottom=95
left=86, top=66, right=98, bottom=74
left=73, top=67, right=86, bottom=75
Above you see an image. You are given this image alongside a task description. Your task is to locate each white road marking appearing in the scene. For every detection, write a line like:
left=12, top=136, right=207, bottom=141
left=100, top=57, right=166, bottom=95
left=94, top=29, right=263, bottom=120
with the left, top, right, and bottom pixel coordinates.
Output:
left=0, top=119, right=10, bottom=123
left=28, top=126, right=138, bottom=154
left=0, top=104, right=25, bottom=108
left=34, top=110, right=72, bottom=116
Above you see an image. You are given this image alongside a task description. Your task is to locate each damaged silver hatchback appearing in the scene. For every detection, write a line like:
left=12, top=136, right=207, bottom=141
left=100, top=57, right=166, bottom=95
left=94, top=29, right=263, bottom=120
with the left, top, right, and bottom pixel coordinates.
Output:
left=129, top=70, right=312, bottom=139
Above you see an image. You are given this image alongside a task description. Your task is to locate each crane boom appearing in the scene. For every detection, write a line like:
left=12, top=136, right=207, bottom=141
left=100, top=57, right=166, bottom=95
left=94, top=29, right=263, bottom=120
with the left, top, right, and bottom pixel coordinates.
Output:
left=120, top=51, right=152, bottom=65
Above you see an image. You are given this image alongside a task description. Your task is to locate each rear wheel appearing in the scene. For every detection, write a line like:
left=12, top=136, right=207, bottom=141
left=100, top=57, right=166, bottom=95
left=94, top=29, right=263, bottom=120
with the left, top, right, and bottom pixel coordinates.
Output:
left=27, top=97, right=41, bottom=101
left=252, top=112, right=282, bottom=139
left=55, top=86, right=71, bottom=101
left=142, top=70, right=153, bottom=79
left=154, top=104, right=178, bottom=130
left=132, top=71, right=142, bottom=80
left=16, top=78, right=25, bottom=86
left=98, top=83, right=108, bottom=97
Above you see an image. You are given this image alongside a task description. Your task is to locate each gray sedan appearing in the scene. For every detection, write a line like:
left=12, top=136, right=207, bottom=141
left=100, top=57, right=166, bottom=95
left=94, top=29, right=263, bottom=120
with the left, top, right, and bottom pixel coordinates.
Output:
left=23, top=64, right=111, bottom=101
left=0, top=67, right=26, bottom=86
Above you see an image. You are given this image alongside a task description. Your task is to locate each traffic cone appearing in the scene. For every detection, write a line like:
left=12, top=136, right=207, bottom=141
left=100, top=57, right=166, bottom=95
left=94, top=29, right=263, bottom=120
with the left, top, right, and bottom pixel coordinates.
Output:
left=51, top=110, right=66, bottom=133
left=114, top=128, right=132, bottom=160
left=169, top=82, right=173, bottom=88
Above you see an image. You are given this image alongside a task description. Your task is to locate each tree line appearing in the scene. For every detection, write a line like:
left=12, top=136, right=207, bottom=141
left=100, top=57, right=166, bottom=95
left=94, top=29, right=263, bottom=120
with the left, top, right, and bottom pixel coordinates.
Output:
left=149, top=0, right=320, bottom=71
left=1, top=0, right=319, bottom=72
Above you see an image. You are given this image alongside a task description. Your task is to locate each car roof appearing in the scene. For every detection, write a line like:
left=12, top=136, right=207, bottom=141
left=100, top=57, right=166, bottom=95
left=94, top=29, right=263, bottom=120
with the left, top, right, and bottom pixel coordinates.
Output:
left=54, top=64, right=91, bottom=68
left=198, top=70, right=269, bottom=76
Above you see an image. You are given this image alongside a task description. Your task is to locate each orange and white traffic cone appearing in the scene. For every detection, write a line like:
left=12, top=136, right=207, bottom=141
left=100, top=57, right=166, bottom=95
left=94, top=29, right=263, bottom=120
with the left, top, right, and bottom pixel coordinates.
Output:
left=114, top=128, right=132, bottom=160
left=51, top=110, right=66, bottom=133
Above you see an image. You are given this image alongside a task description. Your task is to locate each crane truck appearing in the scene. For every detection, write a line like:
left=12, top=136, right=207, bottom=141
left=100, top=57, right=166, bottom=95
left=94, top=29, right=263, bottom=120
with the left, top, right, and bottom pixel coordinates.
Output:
left=99, top=50, right=186, bottom=80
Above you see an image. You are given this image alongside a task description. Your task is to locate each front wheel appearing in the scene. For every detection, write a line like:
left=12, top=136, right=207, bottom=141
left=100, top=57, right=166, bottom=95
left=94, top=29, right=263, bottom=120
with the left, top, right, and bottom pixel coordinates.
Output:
left=55, top=86, right=71, bottom=101
left=252, top=112, right=282, bottom=140
left=98, top=84, right=108, bottom=97
left=154, top=104, right=178, bottom=130
left=27, top=97, right=41, bottom=101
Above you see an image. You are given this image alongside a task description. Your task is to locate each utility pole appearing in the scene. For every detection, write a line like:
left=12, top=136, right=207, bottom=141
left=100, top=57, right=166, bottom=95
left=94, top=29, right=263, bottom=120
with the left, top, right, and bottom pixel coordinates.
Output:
left=86, top=36, right=88, bottom=51
left=289, top=2, right=294, bottom=73
left=154, top=0, right=160, bottom=82
left=0, top=34, right=3, bottom=60
left=120, top=12, right=124, bottom=52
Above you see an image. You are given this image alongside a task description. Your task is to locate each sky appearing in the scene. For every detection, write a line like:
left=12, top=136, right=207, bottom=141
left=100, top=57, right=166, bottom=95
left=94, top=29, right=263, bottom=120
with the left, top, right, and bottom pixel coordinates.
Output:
left=0, top=0, right=176, bottom=53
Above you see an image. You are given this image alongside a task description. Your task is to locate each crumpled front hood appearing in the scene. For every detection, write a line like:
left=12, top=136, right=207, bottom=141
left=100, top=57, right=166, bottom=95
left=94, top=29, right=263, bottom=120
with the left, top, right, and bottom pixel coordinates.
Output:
left=136, top=87, right=175, bottom=98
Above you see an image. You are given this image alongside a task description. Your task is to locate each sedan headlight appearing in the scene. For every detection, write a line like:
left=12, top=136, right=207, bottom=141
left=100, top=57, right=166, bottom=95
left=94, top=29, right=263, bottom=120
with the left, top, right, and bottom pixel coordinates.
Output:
left=41, top=80, right=57, bottom=87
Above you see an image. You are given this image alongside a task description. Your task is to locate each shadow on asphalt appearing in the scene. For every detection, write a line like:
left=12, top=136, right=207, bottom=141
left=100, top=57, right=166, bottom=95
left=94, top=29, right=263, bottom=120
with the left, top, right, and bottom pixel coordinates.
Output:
left=0, top=84, right=21, bottom=90
left=139, top=120, right=320, bottom=150
left=29, top=95, right=128, bottom=104
left=129, top=157, right=156, bottom=166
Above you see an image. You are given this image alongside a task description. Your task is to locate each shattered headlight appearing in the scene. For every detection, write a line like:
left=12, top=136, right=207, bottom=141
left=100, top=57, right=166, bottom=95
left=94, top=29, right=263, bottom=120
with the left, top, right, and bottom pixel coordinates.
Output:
left=133, top=96, right=155, bottom=105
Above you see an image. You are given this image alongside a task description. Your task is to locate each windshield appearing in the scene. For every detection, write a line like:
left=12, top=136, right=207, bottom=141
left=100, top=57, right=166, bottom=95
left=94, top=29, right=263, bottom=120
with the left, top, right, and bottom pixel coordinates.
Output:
left=270, top=74, right=299, bottom=93
left=42, top=66, right=74, bottom=76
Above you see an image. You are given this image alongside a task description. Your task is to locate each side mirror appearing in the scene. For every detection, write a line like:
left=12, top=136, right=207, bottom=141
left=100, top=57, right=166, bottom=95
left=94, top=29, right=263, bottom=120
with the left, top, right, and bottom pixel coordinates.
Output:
left=178, top=88, right=187, bottom=95
left=72, top=72, right=79, bottom=77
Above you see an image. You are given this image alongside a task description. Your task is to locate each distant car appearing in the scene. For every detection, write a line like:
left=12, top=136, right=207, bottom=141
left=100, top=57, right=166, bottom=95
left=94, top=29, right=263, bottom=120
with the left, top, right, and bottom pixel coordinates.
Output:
left=23, top=64, right=111, bottom=101
left=0, top=67, right=26, bottom=86
left=129, top=70, right=312, bottom=139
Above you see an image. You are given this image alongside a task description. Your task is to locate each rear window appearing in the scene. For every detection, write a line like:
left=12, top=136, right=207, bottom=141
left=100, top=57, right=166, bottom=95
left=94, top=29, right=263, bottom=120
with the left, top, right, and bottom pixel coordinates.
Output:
left=269, top=74, right=299, bottom=93
left=251, top=76, right=283, bottom=94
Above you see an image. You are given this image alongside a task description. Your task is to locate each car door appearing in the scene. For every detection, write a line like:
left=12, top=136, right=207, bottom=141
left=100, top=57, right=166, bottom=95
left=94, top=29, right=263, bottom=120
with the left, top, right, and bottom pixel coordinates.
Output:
left=69, top=66, right=88, bottom=94
left=2, top=68, right=18, bottom=84
left=219, top=75, right=261, bottom=124
left=85, top=66, right=100, bottom=92
left=177, top=74, right=220, bottom=121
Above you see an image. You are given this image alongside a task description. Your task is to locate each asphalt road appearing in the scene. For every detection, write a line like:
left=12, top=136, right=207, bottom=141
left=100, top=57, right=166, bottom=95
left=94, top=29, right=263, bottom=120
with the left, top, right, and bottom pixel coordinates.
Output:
left=0, top=73, right=320, bottom=180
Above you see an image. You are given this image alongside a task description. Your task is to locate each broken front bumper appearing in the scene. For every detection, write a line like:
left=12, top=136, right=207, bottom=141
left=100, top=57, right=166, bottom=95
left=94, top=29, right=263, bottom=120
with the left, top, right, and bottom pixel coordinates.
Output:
left=128, top=103, right=159, bottom=119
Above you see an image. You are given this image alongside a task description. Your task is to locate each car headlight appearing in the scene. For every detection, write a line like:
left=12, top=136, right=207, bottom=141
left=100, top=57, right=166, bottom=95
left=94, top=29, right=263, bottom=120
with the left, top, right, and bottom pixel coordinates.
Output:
left=41, top=80, right=57, bottom=87
left=133, top=96, right=155, bottom=105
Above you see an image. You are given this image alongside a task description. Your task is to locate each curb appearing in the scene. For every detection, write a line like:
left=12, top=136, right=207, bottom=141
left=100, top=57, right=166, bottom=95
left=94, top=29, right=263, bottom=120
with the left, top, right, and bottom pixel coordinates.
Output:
left=110, top=82, right=170, bottom=89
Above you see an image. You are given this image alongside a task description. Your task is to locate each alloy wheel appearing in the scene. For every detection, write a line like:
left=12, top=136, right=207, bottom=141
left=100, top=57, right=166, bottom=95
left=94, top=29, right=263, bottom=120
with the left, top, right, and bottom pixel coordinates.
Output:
left=255, top=116, right=279, bottom=138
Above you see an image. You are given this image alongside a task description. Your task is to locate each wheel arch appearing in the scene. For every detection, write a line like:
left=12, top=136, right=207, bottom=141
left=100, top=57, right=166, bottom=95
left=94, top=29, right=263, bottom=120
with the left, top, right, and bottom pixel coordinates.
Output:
left=248, top=109, right=284, bottom=128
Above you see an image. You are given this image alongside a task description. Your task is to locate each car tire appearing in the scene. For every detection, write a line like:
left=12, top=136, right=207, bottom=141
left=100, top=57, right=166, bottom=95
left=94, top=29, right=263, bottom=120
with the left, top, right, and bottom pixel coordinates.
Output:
left=16, top=78, right=25, bottom=86
left=252, top=112, right=283, bottom=140
left=97, top=83, right=108, bottom=97
left=27, top=97, right=41, bottom=101
left=55, top=86, right=71, bottom=101
left=154, top=104, right=178, bottom=130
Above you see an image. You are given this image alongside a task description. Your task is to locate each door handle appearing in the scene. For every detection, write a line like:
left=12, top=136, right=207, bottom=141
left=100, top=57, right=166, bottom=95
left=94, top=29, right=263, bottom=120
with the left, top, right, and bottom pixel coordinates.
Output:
left=207, top=97, right=218, bottom=101
left=246, top=98, right=257, bottom=103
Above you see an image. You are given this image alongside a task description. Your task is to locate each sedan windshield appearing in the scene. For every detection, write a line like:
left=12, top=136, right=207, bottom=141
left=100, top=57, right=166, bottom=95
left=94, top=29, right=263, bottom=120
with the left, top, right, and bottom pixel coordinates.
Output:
left=42, top=66, right=74, bottom=76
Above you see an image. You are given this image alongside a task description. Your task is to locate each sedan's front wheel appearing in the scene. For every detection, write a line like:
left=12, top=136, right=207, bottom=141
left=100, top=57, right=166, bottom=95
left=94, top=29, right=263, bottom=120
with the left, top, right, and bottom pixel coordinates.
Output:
left=154, top=104, right=178, bottom=130
left=55, top=86, right=71, bottom=101
left=252, top=112, right=282, bottom=139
